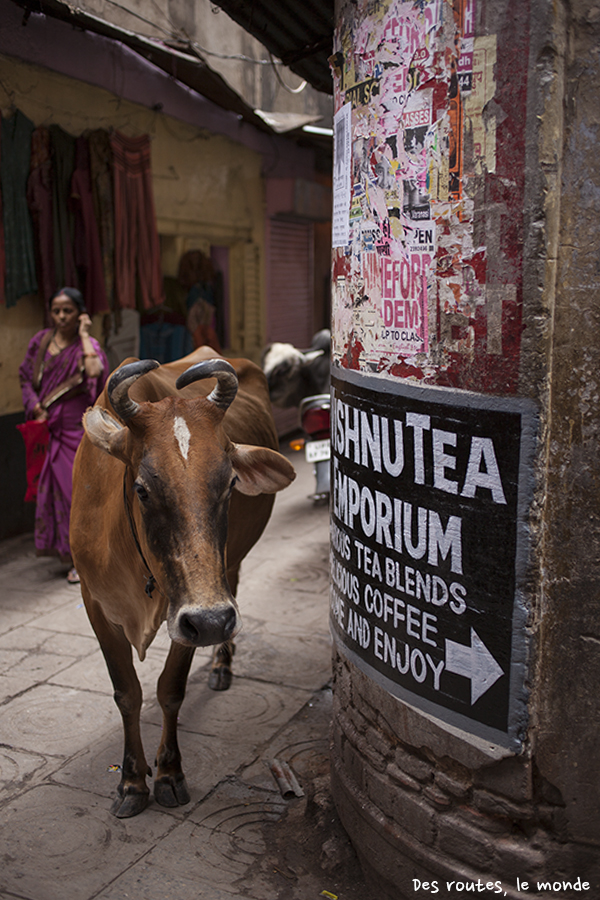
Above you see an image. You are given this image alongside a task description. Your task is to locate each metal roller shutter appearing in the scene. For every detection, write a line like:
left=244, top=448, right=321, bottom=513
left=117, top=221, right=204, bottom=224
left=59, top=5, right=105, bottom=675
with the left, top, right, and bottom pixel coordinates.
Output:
left=267, top=218, right=315, bottom=436
left=267, top=219, right=314, bottom=346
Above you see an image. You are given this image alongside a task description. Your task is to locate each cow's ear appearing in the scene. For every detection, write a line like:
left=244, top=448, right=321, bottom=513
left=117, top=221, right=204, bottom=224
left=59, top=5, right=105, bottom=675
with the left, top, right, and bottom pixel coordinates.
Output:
left=83, top=407, right=131, bottom=463
left=302, top=349, right=324, bottom=364
left=230, top=444, right=296, bottom=495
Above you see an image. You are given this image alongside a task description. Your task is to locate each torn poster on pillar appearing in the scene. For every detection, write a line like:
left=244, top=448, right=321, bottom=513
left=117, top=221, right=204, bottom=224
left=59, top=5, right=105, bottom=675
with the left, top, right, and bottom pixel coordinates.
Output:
left=330, top=0, right=501, bottom=377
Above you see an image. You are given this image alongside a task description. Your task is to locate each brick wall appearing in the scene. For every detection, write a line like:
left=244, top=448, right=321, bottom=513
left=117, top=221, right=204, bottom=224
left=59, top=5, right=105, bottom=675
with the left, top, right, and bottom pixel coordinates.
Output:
left=330, top=651, right=595, bottom=900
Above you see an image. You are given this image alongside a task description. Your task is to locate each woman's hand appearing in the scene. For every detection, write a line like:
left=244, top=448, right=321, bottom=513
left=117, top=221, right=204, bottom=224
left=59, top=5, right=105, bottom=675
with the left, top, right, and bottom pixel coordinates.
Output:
left=33, top=402, right=48, bottom=422
left=78, top=313, right=93, bottom=338
left=79, top=315, right=104, bottom=379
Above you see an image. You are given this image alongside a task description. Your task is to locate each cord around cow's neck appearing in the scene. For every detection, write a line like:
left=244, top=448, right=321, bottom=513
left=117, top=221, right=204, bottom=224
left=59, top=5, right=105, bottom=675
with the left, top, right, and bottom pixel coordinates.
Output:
left=122, top=468, right=156, bottom=597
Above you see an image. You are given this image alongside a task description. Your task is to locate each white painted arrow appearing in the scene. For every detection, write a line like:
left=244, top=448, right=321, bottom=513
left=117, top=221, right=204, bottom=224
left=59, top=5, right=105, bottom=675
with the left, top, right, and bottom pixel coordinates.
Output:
left=445, top=629, right=504, bottom=704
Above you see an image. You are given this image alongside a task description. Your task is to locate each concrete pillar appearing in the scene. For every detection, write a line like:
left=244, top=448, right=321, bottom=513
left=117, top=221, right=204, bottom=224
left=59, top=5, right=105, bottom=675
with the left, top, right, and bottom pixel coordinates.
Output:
left=329, top=0, right=600, bottom=896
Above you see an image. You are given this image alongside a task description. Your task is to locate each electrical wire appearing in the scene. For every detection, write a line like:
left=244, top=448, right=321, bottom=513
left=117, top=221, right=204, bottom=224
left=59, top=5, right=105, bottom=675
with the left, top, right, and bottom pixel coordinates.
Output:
left=99, top=0, right=285, bottom=66
left=100, top=0, right=175, bottom=38
left=269, top=52, right=307, bottom=93
left=188, top=40, right=283, bottom=65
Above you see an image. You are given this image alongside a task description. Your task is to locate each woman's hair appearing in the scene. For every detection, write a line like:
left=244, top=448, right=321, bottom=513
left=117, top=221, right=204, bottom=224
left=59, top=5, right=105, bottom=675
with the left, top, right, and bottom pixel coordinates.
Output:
left=49, top=287, right=87, bottom=314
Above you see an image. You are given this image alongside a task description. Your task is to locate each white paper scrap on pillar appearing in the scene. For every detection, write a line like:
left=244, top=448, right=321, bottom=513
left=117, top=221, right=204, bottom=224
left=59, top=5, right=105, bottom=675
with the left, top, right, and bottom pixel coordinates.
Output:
left=332, top=103, right=352, bottom=248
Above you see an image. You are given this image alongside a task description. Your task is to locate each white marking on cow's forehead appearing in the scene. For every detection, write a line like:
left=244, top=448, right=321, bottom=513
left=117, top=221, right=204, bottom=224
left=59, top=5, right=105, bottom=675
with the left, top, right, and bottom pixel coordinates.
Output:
left=173, top=415, right=191, bottom=460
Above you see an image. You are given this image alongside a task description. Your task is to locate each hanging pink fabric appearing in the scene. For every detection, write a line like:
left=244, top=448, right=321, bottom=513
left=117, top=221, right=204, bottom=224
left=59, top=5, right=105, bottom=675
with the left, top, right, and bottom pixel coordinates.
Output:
left=110, top=131, right=163, bottom=310
left=70, top=136, right=108, bottom=315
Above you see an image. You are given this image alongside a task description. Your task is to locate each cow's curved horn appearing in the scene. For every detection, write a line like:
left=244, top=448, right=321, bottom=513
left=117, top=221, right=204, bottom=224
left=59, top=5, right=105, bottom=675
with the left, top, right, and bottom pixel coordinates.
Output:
left=108, top=359, right=160, bottom=421
left=176, top=359, right=238, bottom=411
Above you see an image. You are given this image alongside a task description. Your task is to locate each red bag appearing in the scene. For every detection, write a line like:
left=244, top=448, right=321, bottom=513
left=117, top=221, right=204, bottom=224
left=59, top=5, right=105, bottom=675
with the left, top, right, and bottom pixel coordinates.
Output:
left=16, top=420, right=49, bottom=502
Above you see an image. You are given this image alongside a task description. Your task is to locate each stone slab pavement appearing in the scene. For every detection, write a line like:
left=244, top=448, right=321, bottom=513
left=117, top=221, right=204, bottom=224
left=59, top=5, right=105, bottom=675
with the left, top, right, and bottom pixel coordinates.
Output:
left=0, top=448, right=370, bottom=900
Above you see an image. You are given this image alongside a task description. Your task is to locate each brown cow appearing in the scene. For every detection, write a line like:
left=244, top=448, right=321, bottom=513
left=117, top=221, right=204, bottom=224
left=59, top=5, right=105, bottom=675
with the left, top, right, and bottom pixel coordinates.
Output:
left=70, top=348, right=295, bottom=817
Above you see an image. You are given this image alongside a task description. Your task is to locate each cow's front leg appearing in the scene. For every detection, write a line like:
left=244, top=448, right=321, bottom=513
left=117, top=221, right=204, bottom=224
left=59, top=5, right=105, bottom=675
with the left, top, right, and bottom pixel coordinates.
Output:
left=154, top=641, right=195, bottom=807
left=208, top=639, right=235, bottom=691
left=85, top=598, right=151, bottom=818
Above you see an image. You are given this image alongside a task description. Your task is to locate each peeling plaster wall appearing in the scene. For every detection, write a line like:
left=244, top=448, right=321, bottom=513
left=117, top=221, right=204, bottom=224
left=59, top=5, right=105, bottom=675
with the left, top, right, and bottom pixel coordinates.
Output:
left=532, top=0, right=600, bottom=847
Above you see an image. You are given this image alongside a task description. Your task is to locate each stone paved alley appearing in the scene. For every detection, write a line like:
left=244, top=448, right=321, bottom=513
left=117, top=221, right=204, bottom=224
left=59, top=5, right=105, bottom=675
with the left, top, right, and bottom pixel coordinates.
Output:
left=0, top=450, right=369, bottom=900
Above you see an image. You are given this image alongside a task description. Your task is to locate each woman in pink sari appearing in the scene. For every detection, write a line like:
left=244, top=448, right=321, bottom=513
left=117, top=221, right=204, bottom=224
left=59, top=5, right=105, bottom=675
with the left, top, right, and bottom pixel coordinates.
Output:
left=19, top=288, right=108, bottom=582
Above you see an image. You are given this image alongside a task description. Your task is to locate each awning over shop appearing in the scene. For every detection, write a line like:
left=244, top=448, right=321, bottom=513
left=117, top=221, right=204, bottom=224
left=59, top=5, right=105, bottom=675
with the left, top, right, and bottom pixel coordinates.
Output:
left=9, top=0, right=274, bottom=131
left=208, top=0, right=334, bottom=95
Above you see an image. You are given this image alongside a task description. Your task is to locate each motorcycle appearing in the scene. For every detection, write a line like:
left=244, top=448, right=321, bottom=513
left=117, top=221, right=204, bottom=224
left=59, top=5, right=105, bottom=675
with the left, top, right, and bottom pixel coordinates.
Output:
left=290, top=393, right=331, bottom=503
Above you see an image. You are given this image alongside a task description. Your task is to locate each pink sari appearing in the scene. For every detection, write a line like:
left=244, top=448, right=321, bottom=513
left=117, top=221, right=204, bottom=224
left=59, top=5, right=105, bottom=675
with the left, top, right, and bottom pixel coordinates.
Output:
left=19, top=329, right=108, bottom=561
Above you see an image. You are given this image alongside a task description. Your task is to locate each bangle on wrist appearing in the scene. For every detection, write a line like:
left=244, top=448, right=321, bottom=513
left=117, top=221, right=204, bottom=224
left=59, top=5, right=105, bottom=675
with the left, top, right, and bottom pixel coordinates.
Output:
left=83, top=352, right=98, bottom=358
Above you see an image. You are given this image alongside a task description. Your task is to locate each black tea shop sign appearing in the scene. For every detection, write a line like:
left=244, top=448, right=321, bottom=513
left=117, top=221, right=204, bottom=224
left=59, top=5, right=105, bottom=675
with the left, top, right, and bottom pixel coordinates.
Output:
left=329, top=370, right=537, bottom=751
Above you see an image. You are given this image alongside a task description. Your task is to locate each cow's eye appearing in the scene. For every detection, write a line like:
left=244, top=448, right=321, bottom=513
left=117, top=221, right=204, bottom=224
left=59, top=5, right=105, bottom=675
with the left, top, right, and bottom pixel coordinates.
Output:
left=230, top=475, right=239, bottom=492
left=134, top=482, right=149, bottom=503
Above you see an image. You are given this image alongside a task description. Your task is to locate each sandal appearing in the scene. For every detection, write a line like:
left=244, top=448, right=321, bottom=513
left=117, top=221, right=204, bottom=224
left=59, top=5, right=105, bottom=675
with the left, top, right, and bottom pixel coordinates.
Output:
left=67, top=567, right=80, bottom=584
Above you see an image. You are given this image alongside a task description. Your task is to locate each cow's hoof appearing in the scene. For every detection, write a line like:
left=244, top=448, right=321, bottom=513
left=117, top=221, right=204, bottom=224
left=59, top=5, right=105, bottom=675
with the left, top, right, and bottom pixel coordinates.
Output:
left=154, top=775, right=191, bottom=808
left=110, top=787, right=149, bottom=818
left=208, top=665, right=232, bottom=691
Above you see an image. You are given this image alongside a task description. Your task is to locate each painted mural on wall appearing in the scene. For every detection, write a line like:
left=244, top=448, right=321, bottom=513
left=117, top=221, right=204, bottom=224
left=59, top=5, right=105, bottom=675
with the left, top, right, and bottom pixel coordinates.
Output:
left=331, top=0, right=527, bottom=392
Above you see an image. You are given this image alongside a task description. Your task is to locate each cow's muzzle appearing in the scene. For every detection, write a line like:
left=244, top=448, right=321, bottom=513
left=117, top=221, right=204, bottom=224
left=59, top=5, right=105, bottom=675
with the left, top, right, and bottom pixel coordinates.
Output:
left=171, top=604, right=237, bottom=647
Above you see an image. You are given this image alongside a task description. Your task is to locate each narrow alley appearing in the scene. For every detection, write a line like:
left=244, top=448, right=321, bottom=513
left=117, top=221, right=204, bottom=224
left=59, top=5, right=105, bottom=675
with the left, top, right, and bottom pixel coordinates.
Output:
left=0, top=452, right=367, bottom=900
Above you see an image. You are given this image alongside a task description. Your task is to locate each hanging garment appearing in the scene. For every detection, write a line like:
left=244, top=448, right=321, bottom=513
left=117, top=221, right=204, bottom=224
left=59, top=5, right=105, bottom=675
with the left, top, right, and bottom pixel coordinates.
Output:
left=49, top=123, right=77, bottom=289
left=186, top=285, right=221, bottom=353
left=27, top=127, right=56, bottom=303
left=1, top=109, right=37, bottom=306
left=88, top=129, right=115, bottom=309
left=139, top=310, right=193, bottom=364
left=70, top=136, right=108, bottom=315
left=110, top=131, right=163, bottom=310
left=178, top=249, right=222, bottom=351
